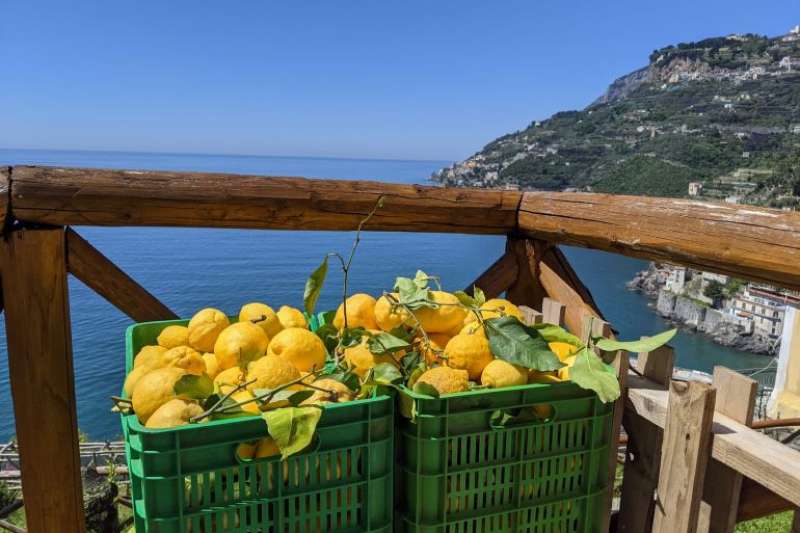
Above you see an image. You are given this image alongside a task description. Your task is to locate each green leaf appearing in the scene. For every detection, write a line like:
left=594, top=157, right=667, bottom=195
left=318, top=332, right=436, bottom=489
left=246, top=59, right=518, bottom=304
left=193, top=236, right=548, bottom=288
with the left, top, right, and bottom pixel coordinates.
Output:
left=262, top=406, right=323, bottom=460
left=531, top=323, right=583, bottom=347
left=400, top=350, right=422, bottom=374
left=473, top=286, right=486, bottom=306
left=320, top=310, right=336, bottom=326
left=340, top=327, right=367, bottom=348
left=388, top=326, right=415, bottom=343
left=394, top=275, right=433, bottom=310
left=453, top=290, right=477, bottom=307
left=569, top=347, right=621, bottom=403
left=595, top=328, right=676, bottom=353
left=412, top=382, right=440, bottom=398
left=367, top=332, right=410, bottom=355
left=303, top=256, right=328, bottom=315
left=413, top=270, right=430, bottom=288
left=253, top=388, right=315, bottom=409
left=174, top=374, right=214, bottom=399
left=372, top=362, right=403, bottom=385
left=484, top=316, right=564, bottom=372
left=319, top=371, right=360, bottom=391
left=315, top=323, right=340, bottom=354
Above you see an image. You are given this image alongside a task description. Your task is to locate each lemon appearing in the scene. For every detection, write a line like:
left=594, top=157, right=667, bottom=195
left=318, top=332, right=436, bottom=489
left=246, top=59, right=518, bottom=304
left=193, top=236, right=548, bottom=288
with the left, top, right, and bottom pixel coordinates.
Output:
left=145, top=399, right=204, bottom=429
left=528, top=370, right=563, bottom=384
left=465, top=298, right=523, bottom=324
left=231, top=389, right=260, bottom=414
left=237, top=441, right=258, bottom=460
left=548, top=341, right=579, bottom=361
left=344, top=334, right=401, bottom=377
left=481, top=360, right=528, bottom=388
left=415, top=366, right=469, bottom=395
left=414, top=291, right=468, bottom=333
left=333, top=293, right=378, bottom=330
left=214, top=366, right=245, bottom=390
left=419, top=333, right=451, bottom=365
left=444, top=328, right=494, bottom=380
left=277, top=306, right=308, bottom=329
left=123, top=366, right=151, bottom=397
left=558, top=355, right=577, bottom=381
left=255, top=437, right=281, bottom=458
left=202, top=353, right=220, bottom=379
left=133, top=345, right=167, bottom=369
left=157, top=325, right=190, bottom=349
left=301, top=378, right=354, bottom=404
left=132, top=367, right=189, bottom=424
left=247, top=355, right=301, bottom=391
left=160, top=346, right=206, bottom=375
left=240, top=302, right=283, bottom=338
left=214, top=321, right=269, bottom=370
left=188, top=308, right=230, bottom=353
left=267, top=327, right=327, bottom=372
left=374, top=293, right=411, bottom=331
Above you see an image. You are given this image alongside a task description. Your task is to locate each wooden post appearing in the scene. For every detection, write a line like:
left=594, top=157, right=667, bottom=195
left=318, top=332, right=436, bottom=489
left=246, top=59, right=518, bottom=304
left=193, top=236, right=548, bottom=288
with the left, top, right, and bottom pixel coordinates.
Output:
left=617, top=344, right=675, bottom=532
left=701, top=367, right=757, bottom=533
left=0, top=228, right=86, bottom=532
left=652, top=381, right=716, bottom=533
left=505, top=237, right=547, bottom=311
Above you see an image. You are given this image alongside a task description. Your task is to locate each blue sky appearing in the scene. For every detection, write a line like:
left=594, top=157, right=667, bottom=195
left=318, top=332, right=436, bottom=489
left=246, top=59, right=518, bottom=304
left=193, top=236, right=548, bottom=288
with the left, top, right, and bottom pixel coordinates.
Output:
left=1, top=1, right=797, bottom=160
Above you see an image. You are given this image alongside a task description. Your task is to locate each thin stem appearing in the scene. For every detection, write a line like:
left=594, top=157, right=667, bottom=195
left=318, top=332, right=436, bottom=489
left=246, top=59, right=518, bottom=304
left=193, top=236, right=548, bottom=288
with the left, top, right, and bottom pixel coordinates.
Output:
left=216, top=368, right=326, bottom=414
left=190, top=377, right=257, bottom=422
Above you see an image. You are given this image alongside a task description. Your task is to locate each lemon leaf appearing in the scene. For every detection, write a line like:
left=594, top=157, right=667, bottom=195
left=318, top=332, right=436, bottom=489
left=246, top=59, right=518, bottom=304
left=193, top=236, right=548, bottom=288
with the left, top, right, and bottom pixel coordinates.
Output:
left=262, top=406, right=323, bottom=460
left=531, top=323, right=583, bottom=347
left=595, top=328, right=677, bottom=353
left=174, top=374, right=214, bottom=399
left=473, top=286, right=486, bottom=306
left=340, top=327, right=367, bottom=348
left=569, top=347, right=620, bottom=403
left=453, top=290, right=477, bottom=307
left=304, top=256, right=328, bottom=315
left=367, top=332, right=410, bottom=354
left=485, top=316, right=564, bottom=372
left=372, top=362, right=403, bottom=385
left=394, top=275, right=433, bottom=310
left=412, top=382, right=440, bottom=398
left=314, top=323, right=339, bottom=354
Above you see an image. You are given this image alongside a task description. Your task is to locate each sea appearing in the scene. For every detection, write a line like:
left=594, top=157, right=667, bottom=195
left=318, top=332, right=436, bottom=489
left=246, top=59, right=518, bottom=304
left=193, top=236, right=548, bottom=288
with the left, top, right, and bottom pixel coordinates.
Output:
left=0, top=148, right=769, bottom=440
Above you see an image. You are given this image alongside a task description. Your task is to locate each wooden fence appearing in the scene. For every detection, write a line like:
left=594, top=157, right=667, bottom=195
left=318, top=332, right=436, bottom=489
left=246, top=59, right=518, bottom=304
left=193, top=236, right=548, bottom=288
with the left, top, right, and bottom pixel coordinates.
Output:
left=1, top=165, right=800, bottom=532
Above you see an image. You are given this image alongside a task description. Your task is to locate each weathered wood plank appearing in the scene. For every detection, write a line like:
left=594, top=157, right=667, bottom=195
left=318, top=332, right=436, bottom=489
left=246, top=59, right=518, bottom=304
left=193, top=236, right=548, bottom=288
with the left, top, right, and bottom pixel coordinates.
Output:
left=652, top=381, right=716, bottom=533
left=9, top=166, right=521, bottom=234
left=0, top=166, right=9, bottom=232
left=505, top=238, right=547, bottom=311
left=66, top=228, right=178, bottom=322
left=0, top=228, right=86, bottom=532
left=463, top=251, right=518, bottom=299
left=518, top=191, right=800, bottom=291
left=702, top=367, right=757, bottom=533
left=541, top=297, right=565, bottom=325
left=617, top=344, right=674, bottom=533
left=627, top=376, right=800, bottom=508
left=737, top=478, right=794, bottom=521
left=517, top=305, right=542, bottom=325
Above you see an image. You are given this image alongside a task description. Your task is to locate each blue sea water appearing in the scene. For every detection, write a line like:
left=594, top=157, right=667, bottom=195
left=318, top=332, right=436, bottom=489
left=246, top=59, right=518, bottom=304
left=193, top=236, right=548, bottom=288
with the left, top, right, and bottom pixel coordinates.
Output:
left=0, top=148, right=768, bottom=440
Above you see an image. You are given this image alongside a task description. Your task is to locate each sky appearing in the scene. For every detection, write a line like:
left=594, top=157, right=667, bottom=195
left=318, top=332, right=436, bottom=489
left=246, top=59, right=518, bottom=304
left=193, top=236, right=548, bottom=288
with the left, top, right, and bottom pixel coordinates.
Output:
left=1, top=1, right=798, bottom=161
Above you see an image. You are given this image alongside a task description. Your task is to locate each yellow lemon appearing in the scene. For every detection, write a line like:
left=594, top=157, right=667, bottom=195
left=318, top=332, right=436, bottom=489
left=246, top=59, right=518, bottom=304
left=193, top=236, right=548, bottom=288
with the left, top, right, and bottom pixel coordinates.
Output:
left=157, top=325, right=190, bottom=349
left=276, top=306, right=308, bottom=329
left=415, top=366, right=469, bottom=395
left=414, top=291, right=468, bottom=333
left=237, top=441, right=258, bottom=460
left=255, top=437, right=281, bottom=458
left=481, top=360, right=528, bottom=388
left=301, top=378, right=354, bottom=405
left=444, top=329, right=494, bottom=380
left=240, top=302, right=283, bottom=339
left=464, top=298, right=523, bottom=324
left=419, top=333, right=451, bottom=365
left=344, top=335, right=402, bottom=377
left=214, top=366, right=245, bottom=390
left=333, top=293, right=378, bottom=330
left=548, top=341, right=579, bottom=361
left=231, top=389, right=260, bottom=415
left=132, top=367, right=189, bottom=424
left=202, top=353, right=220, bottom=379
left=267, top=327, right=327, bottom=372
left=246, top=355, right=302, bottom=391
left=374, top=293, right=411, bottom=331
left=145, top=399, right=204, bottom=429
left=133, top=345, right=167, bottom=369
left=214, top=321, right=269, bottom=370
left=123, top=366, right=151, bottom=397
left=528, top=370, right=563, bottom=384
left=558, top=355, right=577, bottom=381
left=160, top=346, right=206, bottom=375
left=187, top=308, right=230, bottom=353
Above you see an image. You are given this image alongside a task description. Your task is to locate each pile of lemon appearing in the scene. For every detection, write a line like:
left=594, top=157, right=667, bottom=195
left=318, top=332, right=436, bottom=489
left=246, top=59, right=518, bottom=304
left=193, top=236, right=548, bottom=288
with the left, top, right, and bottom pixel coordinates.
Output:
left=124, top=303, right=338, bottom=430
left=343, top=291, right=580, bottom=396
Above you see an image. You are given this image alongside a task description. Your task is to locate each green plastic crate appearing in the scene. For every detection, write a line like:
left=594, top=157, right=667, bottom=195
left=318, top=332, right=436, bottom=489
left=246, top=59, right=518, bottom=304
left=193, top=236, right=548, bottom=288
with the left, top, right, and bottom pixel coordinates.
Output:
left=397, top=381, right=613, bottom=533
left=122, top=318, right=393, bottom=533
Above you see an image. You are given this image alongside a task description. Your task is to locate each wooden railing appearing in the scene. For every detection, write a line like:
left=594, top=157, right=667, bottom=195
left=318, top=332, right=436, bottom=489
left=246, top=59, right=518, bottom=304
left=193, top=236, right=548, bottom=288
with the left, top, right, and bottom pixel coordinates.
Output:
left=1, top=165, right=800, bottom=533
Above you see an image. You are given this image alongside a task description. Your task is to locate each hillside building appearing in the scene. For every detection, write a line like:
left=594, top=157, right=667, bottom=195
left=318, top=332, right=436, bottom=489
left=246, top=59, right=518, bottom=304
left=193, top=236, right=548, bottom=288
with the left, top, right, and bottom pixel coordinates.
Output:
left=732, top=286, right=800, bottom=339
left=688, top=182, right=703, bottom=196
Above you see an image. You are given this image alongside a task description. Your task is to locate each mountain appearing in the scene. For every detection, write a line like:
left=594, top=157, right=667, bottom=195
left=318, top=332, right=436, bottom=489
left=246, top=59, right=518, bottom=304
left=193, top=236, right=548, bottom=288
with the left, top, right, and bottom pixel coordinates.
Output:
left=433, top=29, right=800, bottom=208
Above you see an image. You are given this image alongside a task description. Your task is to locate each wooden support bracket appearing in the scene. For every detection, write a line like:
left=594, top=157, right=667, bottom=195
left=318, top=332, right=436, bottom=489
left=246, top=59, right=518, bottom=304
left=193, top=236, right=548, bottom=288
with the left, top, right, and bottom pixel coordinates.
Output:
left=463, top=251, right=518, bottom=299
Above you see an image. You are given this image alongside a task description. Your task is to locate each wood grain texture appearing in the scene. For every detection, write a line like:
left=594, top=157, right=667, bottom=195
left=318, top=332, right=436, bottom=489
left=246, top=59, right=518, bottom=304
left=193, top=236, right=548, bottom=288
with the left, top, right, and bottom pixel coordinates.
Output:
left=518, top=191, right=800, bottom=291
left=539, top=247, right=605, bottom=336
left=505, top=238, right=548, bottom=310
left=463, top=251, right=518, bottom=299
left=66, top=228, right=178, bottom=322
left=627, top=376, right=800, bottom=508
left=0, top=228, right=86, bottom=532
left=702, top=367, right=757, bottom=533
left=9, top=166, right=521, bottom=234
left=517, top=305, right=543, bottom=325
left=652, top=381, right=716, bottom=533
left=737, top=478, right=794, bottom=521
left=0, top=167, right=8, bottom=232
left=541, top=297, right=566, bottom=325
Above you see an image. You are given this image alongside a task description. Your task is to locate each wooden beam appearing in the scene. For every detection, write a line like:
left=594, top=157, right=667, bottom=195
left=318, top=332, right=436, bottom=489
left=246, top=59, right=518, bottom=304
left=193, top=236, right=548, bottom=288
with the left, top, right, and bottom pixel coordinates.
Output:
left=652, top=381, right=716, bottom=533
left=518, top=191, right=800, bottom=291
left=0, top=228, right=86, bottom=532
left=505, top=237, right=547, bottom=311
left=737, top=478, right=794, bottom=522
left=463, top=251, right=518, bottom=299
left=702, top=367, right=758, bottom=533
left=0, top=166, right=9, bottom=232
left=9, top=166, right=521, bottom=234
left=627, top=376, right=800, bottom=508
left=65, top=228, right=177, bottom=322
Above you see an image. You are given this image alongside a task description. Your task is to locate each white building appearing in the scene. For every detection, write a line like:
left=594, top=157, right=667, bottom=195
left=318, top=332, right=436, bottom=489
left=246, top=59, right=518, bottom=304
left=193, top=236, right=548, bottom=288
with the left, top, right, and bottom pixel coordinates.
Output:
left=688, top=182, right=703, bottom=196
left=732, top=286, right=800, bottom=339
left=665, top=267, right=688, bottom=294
